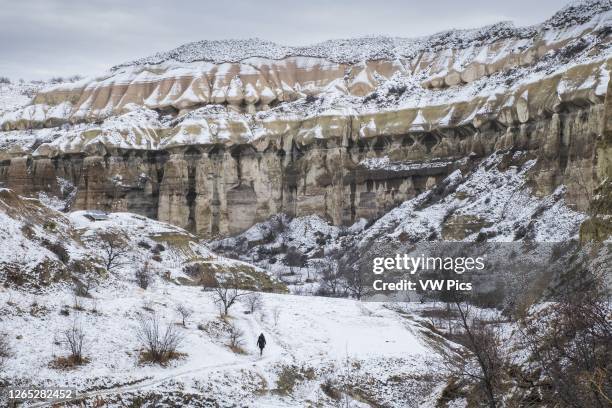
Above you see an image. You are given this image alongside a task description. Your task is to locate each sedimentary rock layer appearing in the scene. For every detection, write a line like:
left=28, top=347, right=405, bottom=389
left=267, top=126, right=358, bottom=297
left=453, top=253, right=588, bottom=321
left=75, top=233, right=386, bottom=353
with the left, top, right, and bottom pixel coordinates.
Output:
left=0, top=0, right=609, bottom=237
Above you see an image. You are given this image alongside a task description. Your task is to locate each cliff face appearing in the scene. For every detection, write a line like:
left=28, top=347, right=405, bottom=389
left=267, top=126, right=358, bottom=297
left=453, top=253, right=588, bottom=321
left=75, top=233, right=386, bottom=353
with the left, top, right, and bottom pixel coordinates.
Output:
left=0, top=1, right=610, bottom=238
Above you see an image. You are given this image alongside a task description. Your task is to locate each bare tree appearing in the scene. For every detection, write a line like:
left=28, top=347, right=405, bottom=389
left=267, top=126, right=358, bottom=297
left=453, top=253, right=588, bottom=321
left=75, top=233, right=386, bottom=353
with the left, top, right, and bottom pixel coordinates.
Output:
left=518, top=277, right=612, bottom=408
left=175, top=304, right=192, bottom=327
left=98, top=231, right=128, bottom=272
left=209, top=272, right=250, bottom=316
left=63, top=319, right=86, bottom=364
left=319, top=265, right=342, bottom=297
left=242, top=292, right=263, bottom=313
left=285, top=246, right=306, bottom=274
left=344, top=269, right=365, bottom=300
left=135, top=313, right=183, bottom=364
left=439, top=302, right=506, bottom=408
left=135, top=261, right=153, bottom=289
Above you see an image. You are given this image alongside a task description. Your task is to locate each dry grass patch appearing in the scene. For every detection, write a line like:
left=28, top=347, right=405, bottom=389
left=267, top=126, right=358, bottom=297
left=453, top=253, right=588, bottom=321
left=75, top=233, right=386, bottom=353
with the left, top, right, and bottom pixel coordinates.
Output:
left=49, top=355, right=90, bottom=370
left=138, top=350, right=187, bottom=366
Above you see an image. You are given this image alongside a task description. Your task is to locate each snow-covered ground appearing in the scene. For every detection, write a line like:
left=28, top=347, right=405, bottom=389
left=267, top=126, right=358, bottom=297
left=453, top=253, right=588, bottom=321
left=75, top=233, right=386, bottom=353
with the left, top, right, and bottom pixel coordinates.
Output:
left=0, top=188, right=445, bottom=406
left=1, top=284, right=441, bottom=407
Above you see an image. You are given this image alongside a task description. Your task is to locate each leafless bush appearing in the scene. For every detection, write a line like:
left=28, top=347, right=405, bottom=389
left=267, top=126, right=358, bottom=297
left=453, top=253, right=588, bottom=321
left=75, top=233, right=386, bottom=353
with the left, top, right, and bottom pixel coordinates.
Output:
left=227, top=321, right=245, bottom=353
left=72, top=294, right=84, bottom=311
left=62, top=320, right=86, bottom=364
left=90, top=298, right=98, bottom=313
left=175, top=304, right=192, bottom=327
left=135, top=261, right=153, bottom=289
left=318, top=265, right=343, bottom=297
left=135, top=313, right=183, bottom=364
left=243, top=292, right=263, bottom=313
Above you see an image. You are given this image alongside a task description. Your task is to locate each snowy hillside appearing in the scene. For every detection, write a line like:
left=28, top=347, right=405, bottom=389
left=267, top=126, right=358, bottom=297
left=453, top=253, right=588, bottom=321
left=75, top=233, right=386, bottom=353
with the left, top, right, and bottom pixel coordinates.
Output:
left=211, top=151, right=587, bottom=295
left=0, top=189, right=443, bottom=407
left=0, top=188, right=276, bottom=291
left=2, top=286, right=441, bottom=407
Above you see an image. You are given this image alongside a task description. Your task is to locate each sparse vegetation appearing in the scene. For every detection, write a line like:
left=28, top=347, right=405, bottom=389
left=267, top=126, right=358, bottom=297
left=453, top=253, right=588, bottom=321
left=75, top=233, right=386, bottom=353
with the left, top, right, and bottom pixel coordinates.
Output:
left=0, top=333, right=11, bottom=370
left=227, top=321, right=245, bottom=353
left=73, top=274, right=98, bottom=297
left=175, top=304, right=192, bottom=327
left=135, top=261, right=153, bottom=289
left=51, top=319, right=88, bottom=369
left=98, top=231, right=129, bottom=272
left=135, top=313, right=184, bottom=365
left=242, top=292, right=263, bottom=313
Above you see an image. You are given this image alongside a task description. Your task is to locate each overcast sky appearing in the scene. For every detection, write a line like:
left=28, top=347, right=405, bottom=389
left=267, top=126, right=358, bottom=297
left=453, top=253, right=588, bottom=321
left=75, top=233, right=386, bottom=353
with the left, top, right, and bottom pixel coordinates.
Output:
left=1, top=0, right=571, bottom=80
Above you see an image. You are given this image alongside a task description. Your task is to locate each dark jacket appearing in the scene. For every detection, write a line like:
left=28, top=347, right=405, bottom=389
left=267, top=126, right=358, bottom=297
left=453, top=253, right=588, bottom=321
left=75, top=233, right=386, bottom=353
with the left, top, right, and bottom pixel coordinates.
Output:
left=257, top=334, right=266, bottom=348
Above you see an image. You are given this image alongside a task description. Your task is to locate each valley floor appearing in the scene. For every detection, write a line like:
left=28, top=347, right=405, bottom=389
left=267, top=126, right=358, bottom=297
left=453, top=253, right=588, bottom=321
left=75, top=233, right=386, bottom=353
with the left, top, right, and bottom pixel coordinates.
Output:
left=1, top=284, right=442, bottom=407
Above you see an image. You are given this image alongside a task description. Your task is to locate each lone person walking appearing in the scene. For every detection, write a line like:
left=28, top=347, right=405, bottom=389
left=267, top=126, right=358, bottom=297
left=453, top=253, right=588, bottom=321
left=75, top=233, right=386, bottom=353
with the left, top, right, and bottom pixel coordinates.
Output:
left=257, top=333, right=266, bottom=356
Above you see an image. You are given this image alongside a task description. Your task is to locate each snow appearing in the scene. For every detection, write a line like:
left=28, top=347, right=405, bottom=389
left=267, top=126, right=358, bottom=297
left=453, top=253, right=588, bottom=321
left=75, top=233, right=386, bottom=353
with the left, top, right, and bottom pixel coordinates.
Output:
left=359, top=156, right=453, bottom=172
left=359, top=153, right=586, bottom=245
left=1, top=275, right=437, bottom=407
left=0, top=82, right=39, bottom=114
left=112, top=1, right=610, bottom=69
left=1, top=0, right=609, bottom=154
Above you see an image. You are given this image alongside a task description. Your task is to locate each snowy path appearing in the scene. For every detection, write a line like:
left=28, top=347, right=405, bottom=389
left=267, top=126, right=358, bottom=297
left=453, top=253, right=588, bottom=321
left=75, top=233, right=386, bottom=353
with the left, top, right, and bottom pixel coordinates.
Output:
left=27, top=305, right=293, bottom=407
left=5, top=287, right=432, bottom=407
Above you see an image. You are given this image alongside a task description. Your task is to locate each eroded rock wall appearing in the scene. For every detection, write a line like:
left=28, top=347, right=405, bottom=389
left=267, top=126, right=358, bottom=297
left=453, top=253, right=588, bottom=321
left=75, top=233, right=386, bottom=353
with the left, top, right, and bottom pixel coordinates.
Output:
left=0, top=103, right=604, bottom=238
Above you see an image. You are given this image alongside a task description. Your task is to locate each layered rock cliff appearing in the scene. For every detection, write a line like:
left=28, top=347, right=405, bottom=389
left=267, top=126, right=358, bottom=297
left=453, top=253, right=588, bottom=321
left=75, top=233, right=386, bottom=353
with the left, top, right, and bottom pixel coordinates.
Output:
left=0, top=0, right=610, bottom=238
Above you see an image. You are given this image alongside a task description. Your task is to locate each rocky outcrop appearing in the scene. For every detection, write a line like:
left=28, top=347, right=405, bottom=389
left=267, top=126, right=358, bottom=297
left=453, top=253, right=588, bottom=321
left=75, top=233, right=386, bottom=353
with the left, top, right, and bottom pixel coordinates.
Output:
left=0, top=100, right=605, bottom=237
left=0, top=1, right=610, bottom=238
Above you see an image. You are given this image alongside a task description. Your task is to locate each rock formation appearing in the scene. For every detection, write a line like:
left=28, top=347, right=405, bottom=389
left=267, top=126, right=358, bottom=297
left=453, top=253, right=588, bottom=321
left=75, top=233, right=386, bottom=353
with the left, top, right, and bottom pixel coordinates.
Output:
left=0, top=0, right=610, bottom=238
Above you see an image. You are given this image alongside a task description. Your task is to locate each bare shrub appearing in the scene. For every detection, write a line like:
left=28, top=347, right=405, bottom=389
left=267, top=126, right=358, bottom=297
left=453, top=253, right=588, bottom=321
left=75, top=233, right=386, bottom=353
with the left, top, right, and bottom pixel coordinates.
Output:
left=175, top=304, right=192, bottom=327
left=318, top=265, right=343, bottom=297
left=135, top=261, right=153, bottom=289
left=51, top=319, right=88, bottom=369
left=242, top=292, right=263, bottom=313
left=227, top=321, right=245, bottom=353
left=72, top=294, right=84, bottom=311
left=135, top=313, right=183, bottom=364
